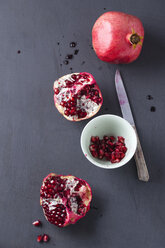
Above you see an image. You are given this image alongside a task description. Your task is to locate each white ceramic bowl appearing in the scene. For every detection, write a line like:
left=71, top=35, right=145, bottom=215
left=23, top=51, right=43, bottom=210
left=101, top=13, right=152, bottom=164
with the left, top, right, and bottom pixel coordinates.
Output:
left=80, top=114, right=137, bottom=169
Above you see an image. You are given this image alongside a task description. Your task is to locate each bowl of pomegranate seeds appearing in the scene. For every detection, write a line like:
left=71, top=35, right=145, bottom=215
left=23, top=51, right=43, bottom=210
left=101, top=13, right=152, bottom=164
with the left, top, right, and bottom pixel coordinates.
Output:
left=81, top=114, right=137, bottom=169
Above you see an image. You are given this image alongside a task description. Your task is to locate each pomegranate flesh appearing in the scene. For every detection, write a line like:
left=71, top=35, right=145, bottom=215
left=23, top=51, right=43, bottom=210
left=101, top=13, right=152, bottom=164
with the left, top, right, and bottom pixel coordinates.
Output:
left=53, top=72, right=103, bottom=121
left=89, top=135, right=127, bottom=163
left=40, top=173, right=92, bottom=227
left=92, top=11, right=144, bottom=64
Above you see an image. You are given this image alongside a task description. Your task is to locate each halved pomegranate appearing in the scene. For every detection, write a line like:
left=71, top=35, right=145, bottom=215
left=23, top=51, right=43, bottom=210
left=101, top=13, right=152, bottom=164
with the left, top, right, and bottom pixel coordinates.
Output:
left=53, top=72, right=103, bottom=121
left=40, top=173, right=92, bottom=227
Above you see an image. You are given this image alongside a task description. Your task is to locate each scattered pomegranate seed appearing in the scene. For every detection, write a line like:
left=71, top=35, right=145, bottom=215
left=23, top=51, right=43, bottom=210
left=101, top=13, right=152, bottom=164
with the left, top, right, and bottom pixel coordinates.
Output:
left=43, top=234, right=50, bottom=242
left=37, top=235, right=43, bottom=243
left=89, top=135, right=127, bottom=163
left=32, top=220, right=41, bottom=226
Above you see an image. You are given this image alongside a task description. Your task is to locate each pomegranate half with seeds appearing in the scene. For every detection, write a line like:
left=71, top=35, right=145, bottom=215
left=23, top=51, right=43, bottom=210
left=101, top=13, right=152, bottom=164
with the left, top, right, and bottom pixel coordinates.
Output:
left=40, top=173, right=92, bottom=227
left=53, top=72, right=103, bottom=121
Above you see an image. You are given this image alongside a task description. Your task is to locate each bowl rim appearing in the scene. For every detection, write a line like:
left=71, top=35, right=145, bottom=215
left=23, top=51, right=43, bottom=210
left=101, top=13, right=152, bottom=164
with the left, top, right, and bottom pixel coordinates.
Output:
left=80, top=114, right=137, bottom=169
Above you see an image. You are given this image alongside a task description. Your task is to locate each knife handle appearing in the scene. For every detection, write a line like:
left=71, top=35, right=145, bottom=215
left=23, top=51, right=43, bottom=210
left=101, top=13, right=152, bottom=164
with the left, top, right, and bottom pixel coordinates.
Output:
left=132, top=126, right=149, bottom=182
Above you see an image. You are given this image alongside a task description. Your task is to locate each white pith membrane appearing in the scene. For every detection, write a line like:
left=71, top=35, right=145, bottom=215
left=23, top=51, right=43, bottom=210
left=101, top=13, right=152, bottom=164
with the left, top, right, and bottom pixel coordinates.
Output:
left=40, top=174, right=92, bottom=227
left=53, top=72, right=102, bottom=121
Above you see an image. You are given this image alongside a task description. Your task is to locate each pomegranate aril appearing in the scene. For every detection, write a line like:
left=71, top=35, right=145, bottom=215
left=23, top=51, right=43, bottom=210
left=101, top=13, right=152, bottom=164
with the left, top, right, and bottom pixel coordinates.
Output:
left=91, top=151, right=99, bottom=158
left=57, top=184, right=65, bottom=191
left=37, top=235, right=43, bottom=243
left=65, top=80, right=74, bottom=87
left=91, top=136, right=100, bottom=144
left=43, top=234, right=50, bottom=242
left=111, top=158, right=119, bottom=163
left=94, top=90, right=99, bottom=96
left=103, top=135, right=109, bottom=141
left=107, top=140, right=114, bottom=147
left=120, top=152, right=125, bottom=159
left=64, top=110, right=70, bottom=116
left=122, top=146, right=127, bottom=153
left=54, top=88, right=59, bottom=94
left=110, top=136, right=115, bottom=142
left=111, top=152, right=115, bottom=160
left=61, top=101, right=66, bottom=107
left=74, top=180, right=86, bottom=191
left=32, top=220, right=41, bottom=226
left=96, top=97, right=102, bottom=104
left=115, top=152, right=120, bottom=159
left=89, top=144, right=97, bottom=152
left=99, top=149, right=104, bottom=156
left=71, top=74, right=77, bottom=80
left=118, top=136, right=125, bottom=143
left=89, top=135, right=127, bottom=163
left=78, top=110, right=87, bottom=118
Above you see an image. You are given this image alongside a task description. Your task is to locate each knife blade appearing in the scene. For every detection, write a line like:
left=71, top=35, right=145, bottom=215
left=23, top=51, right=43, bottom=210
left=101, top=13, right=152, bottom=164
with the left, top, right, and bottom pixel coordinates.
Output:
left=115, top=69, right=149, bottom=182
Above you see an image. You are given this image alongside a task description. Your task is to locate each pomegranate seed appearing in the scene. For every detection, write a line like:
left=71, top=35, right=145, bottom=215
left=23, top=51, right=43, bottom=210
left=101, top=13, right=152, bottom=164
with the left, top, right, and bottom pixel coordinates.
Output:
left=99, top=154, right=103, bottom=159
left=99, top=149, right=104, bottom=156
left=91, top=136, right=99, bottom=144
left=64, top=110, right=70, bottom=116
left=115, top=152, right=120, bottom=159
left=54, top=88, right=59, bottom=94
left=32, top=220, right=41, bottom=227
left=91, top=151, right=98, bottom=158
left=111, top=152, right=116, bottom=161
left=111, top=158, right=120, bottom=163
left=122, top=146, right=127, bottom=153
left=118, top=136, right=125, bottom=143
left=71, top=74, right=77, bottom=80
left=94, top=90, right=99, bottom=96
left=78, top=110, right=87, bottom=118
left=89, top=135, right=127, bottom=163
left=110, top=136, right=115, bottom=142
left=60, top=101, right=66, bottom=107
left=107, top=140, right=114, bottom=147
left=100, top=144, right=105, bottom=150
left=89, top=144, right=97, bottom=152
left=37, top=235, right=43, bottom=243
left=120, top=152, right=125, bottom=159
left=43, top=234, right=50, bottom=242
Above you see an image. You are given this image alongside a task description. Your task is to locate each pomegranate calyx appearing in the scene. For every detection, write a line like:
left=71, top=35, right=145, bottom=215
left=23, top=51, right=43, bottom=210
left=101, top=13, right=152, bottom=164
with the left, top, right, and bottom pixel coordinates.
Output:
left=130, top=33, right=140, bottom=44
left=128, top=29, right=143, bottom=48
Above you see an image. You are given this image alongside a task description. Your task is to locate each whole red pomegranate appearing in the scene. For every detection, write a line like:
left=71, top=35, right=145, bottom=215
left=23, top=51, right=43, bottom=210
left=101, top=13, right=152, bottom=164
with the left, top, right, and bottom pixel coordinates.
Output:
left=53, top=72, right=103, bottom=121
left=40, top=173, right=92, bottom=227
left=92, top=11, right=144, bottom=64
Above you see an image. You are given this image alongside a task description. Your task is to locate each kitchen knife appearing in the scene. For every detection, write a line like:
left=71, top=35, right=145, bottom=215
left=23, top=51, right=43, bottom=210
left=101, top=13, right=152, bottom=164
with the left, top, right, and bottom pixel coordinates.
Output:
left=115, top=69, right=149, bottom=182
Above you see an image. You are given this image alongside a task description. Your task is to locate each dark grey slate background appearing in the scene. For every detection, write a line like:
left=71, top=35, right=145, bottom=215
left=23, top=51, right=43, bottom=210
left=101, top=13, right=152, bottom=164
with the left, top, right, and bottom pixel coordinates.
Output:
left=0, top=0, right=165, bottom=247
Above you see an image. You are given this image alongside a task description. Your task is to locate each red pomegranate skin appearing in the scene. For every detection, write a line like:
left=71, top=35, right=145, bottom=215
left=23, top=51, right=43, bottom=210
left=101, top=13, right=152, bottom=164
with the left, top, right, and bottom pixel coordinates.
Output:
left=92, top=12, right=144, bottom=64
